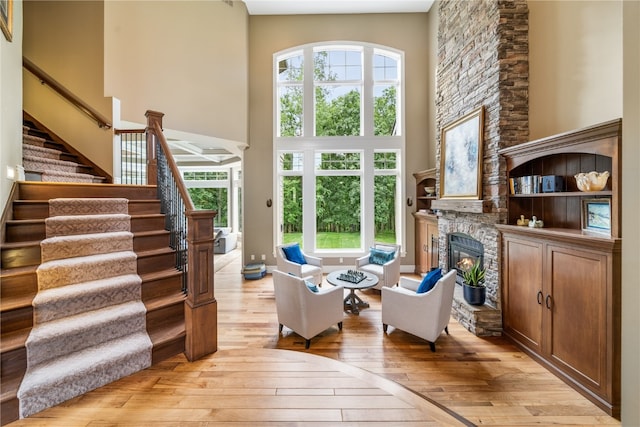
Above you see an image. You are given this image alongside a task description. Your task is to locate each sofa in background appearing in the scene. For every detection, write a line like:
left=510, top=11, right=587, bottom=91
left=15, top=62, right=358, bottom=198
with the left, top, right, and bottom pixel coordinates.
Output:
left=214, top=227, right=237, bottom=254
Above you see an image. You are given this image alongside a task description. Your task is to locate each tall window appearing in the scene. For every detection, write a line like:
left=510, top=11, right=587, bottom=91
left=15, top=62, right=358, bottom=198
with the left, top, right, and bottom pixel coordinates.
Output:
left=275, top=42, right=404, bottom=255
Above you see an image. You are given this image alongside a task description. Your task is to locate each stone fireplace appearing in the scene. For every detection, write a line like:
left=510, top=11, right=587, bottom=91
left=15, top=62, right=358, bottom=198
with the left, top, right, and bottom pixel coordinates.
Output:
left=432, top=0, right=529, bottom=336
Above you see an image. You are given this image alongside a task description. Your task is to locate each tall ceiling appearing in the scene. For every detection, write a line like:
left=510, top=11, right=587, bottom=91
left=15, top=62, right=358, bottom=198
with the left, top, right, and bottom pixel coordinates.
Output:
left=174, top=0, right=434, bottom=171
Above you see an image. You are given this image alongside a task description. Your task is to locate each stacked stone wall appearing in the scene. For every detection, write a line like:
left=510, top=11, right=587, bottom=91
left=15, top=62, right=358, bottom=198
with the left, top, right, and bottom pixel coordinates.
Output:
left=435, top=0, right=529, bottom=335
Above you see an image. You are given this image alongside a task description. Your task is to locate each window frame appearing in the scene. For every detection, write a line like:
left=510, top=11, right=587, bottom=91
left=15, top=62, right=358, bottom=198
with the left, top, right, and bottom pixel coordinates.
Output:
left=273, top=41, right=405, bottom=258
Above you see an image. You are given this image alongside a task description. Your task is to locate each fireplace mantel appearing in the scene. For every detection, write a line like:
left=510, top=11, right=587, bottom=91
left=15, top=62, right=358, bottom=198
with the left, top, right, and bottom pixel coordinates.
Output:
left=430, top=199, right=491, bottom=214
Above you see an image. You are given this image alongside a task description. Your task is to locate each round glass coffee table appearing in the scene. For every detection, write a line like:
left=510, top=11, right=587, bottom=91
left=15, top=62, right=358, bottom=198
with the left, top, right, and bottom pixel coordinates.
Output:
left=326, top=270, right=379, bottom=315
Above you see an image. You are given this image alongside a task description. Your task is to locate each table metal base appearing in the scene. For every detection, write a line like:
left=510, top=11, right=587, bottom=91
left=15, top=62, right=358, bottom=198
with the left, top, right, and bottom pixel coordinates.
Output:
left=344, top=289, right=369, bottom=315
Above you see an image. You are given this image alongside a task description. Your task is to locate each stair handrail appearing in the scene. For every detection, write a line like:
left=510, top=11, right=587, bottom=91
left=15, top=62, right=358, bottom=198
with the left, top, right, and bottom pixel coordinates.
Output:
left=145, top=111, right=218, bottom=361
left=23, top=56, right=112, bottom=129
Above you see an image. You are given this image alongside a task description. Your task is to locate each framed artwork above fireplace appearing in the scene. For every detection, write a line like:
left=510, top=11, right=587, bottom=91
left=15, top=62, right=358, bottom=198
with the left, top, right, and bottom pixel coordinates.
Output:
left=440, top=106, right=484, bottom=199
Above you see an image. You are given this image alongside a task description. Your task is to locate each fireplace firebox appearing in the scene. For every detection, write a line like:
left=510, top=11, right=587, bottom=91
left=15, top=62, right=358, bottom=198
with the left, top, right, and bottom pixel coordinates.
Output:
left=448, top=233, right=484, bottom=285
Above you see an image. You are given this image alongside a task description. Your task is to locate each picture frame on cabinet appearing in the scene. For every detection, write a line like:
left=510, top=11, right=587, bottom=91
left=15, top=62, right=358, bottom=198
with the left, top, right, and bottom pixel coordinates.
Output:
left=581, top=198, right=611, bottom=235
left=0, top=0, right=12, bottom=41
left=439, top=106, right=484, bottom=199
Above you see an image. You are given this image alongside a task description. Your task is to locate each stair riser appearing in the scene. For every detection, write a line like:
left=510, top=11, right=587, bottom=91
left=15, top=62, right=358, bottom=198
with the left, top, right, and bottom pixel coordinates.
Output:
left=27, top=310, right=147, bottom=367
left=10, top=203, right=46, bottom=220
left=1, top=245, right=40, bottom=269
left=0, top=306, right=33, bottom=334
left=41, top=232, right=132, bottom=263
left=0, top=272, right=37, bottom=300
left=137, top=252, right=177, bottom=275
left=4, top=214, right=164, bottom=242
left=18, top=183, right=157, bottom=200
left=129, top=201, right=162, bottom=215
left=134, top=232, right=170, bottom=252
left=11, top=200, right=162, bottom=220
left=142, top=273, right=183, bottom=302
left=152, top=335, right=185, bottom=364
left=38, top=256, right=137, bottom=290
left=146, top=301, right=185, bottom=335
left=131, top=216, right=166, bottom=233
left=4, top=222, right=44, bottom=243
left=1, top=347, right=27, bottom=384
left=34, top=275, right=142, bottom=323
left=1, top=399, right=19, bottom=427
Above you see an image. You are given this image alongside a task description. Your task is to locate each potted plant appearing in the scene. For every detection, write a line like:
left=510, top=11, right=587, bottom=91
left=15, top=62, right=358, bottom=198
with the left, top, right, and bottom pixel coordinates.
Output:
left=462, top=259, right=486, bottom=306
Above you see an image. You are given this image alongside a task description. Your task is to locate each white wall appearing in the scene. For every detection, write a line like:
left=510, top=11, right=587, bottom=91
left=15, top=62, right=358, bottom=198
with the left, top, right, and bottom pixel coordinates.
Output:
left=0, top=0, right=23, bottom=209
left=104, top=0, right=249, bottom=145
left=621, top=0, right=640, bottom=424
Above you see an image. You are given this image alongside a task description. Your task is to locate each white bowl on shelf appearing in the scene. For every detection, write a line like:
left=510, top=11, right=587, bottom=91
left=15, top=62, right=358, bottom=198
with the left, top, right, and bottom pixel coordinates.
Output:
left=574, top=171, right=609, bottom=192
left=424, top=186, right=435, bottom=196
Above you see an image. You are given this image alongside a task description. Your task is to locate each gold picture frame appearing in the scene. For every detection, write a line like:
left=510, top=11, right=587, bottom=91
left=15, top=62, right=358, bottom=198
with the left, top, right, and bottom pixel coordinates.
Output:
left=439, top=106, right=484, bottom=199
left=0, top=0, right=12, bottom=42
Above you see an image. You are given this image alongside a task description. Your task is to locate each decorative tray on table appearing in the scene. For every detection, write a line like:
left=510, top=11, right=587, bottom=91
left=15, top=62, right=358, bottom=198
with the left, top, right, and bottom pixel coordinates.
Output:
left=338, top=270, right=366, bottom=284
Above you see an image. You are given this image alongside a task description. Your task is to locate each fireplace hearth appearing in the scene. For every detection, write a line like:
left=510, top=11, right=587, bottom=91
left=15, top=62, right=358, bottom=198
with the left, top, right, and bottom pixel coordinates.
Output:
left=448, top=233, right=484, bottom=285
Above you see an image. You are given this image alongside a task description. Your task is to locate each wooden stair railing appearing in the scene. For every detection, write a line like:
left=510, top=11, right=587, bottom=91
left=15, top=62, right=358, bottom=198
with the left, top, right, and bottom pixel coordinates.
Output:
left=145, top=111, right=218, bottom=361
left=23, top=57, right=112, bottom=129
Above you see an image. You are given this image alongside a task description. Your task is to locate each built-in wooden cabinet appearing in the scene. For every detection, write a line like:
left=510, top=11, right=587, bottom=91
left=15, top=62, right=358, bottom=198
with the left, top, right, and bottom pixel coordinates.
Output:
left=413, top=168, right=438, bottom=275
left=497, top=119, right=621, bottom=418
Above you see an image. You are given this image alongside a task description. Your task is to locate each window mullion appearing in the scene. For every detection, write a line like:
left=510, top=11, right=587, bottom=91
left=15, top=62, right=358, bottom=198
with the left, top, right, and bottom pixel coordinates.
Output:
left=363, top=46, right=374, bottom=137
left=302, top=149, right=316, bottom=252
left=303, top=49, right=314, bottom=137
left=362, top=148, right=375, bottom=247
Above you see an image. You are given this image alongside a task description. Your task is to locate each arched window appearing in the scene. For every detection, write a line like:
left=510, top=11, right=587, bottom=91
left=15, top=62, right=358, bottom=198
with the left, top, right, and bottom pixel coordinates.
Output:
left=275, top=42, right=404, bottom=256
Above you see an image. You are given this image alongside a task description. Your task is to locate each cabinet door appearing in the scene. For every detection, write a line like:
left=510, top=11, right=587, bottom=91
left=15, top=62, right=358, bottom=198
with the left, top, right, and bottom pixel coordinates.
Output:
left=414, top=218, right=429, bottom=274
left=546, top=244, right=609, bottom=397
left=502, top=235, right=544, bottom=353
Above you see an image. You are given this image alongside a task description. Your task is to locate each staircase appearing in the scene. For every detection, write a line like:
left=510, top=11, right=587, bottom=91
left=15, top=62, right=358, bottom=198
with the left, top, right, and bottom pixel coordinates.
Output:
left=0, top=121, right=188, bottom=425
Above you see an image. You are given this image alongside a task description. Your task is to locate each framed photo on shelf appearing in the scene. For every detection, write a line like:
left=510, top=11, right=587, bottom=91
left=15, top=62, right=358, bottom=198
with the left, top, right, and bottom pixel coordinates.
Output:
left=581, top=198, right=611, bottom=235
left=0, top=0, right=12, bottom=42
left=439, top=106, right=484, bottom=199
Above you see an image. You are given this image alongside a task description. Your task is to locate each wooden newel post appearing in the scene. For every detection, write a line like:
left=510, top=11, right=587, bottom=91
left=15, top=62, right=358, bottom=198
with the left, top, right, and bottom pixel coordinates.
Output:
left=145, top=110, right=163, bottom=186
left=184, top=209, right=218, bottom=361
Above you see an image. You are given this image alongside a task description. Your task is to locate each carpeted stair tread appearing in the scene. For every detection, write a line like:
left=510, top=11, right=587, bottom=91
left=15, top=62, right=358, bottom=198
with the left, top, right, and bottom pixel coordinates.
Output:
left=45, top=213, right=131, bottom=237
left=40, top=231, right=133, bottom=262
left=17, top=331, right=152, bottom=418
left=27, top=169, right=102, bottom=184
left=37, top=251, right=137, bottom=290
left=22, top=133, right=47, bottom=147
left=23, top=144, right=62, bottom=160
left=23, top=155, right=79, bottom=174
left=33, top=274, right=142, bottom=323
left=25, top=301, right=148, bottom=367
left=49, top=198, right=129, bottom=217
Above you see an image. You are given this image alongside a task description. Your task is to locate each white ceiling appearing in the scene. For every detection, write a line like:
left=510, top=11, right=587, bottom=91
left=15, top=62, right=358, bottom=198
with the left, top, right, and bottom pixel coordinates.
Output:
left=243, top=0, right=434, bottom=15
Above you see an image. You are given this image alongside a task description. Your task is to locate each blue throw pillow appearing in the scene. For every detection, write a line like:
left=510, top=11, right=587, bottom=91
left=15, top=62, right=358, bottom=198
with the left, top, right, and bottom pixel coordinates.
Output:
left=417, top=268, right=442, bottom=294
left=305, top=280, right=319, bottom=293
left=369, top=247, right=395, bottom=265
left=282, top=243, right=307, bottom=265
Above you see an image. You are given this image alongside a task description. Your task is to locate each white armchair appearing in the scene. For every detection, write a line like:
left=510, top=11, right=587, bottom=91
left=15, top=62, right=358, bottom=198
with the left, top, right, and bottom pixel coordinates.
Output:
left=272, top=270, right=344, bottom=349
left=276, top=243, right=324, bottom=286
left=381, top=269, right=457, bottom=352
left=355, top=242, right=400, bottom=290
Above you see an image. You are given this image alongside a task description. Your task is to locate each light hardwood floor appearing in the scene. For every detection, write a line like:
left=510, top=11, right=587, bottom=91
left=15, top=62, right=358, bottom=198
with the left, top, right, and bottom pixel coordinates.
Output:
left=9, top=252, right=621, bottom=426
